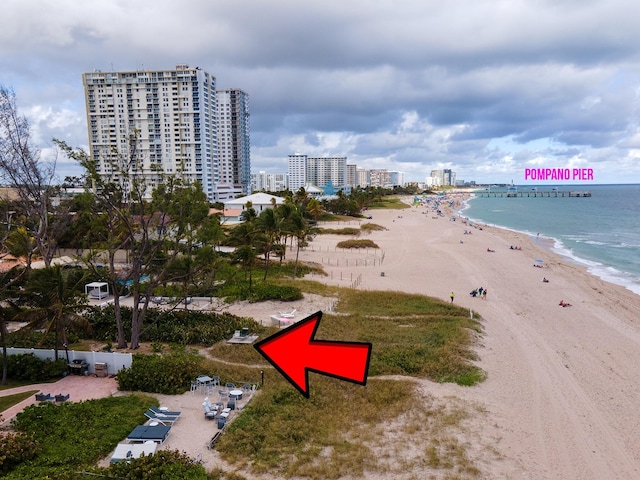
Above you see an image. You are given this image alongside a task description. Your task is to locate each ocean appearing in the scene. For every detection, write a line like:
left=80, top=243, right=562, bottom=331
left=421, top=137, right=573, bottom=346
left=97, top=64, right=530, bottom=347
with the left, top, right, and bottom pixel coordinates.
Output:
left=461, top=184, right=640, bottom=295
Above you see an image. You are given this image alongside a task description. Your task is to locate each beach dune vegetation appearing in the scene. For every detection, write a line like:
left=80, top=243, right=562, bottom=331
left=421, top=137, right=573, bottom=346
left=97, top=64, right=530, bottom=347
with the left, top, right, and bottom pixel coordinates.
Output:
left=335, top=239, right=379, bottom=249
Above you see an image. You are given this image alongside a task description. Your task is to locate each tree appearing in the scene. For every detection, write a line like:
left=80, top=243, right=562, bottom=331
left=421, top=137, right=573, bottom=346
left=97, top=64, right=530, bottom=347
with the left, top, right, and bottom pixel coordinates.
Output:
left=0, top=267, right=25, bottom=385
left=256, top=207, right=283, bottom=280
left=288, top=206, right=317, bottom=278
left=17, top=265, right=91, bottom=362
left=229, top=208, right=264, bottom=292
left=0, top=86, right=69, bottom=268
left=55, top=138, right=213, bottom=349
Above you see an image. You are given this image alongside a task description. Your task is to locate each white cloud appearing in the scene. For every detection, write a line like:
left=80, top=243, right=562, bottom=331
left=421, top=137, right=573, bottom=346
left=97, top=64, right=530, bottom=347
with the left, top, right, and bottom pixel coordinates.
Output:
left=3, top=0, right=640, bottom=182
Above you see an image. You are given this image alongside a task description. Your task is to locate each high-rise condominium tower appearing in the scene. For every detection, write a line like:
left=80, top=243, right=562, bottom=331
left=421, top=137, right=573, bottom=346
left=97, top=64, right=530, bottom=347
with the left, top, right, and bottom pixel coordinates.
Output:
left=82, top=65, right=250, bottom=201
left=216, top=89, right=251, bottom=199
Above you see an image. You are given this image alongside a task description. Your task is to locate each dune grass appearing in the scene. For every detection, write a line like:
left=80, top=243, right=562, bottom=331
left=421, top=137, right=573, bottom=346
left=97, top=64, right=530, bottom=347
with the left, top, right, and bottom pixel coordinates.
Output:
left=209, top=285, right=487, bottom=478
left=368, top=196, right=412, bottom=209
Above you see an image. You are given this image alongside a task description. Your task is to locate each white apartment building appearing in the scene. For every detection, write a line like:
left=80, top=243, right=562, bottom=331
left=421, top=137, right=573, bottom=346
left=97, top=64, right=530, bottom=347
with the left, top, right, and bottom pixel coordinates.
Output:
left=82, top=65, right=250, bottom=202
left=216, top=89, right=251, bottom=200
left=251, top=171, right=288, bottom=192
left=356, top=168, right=370, bottom=187
left=429, top=169, right=456, bottom=187
left=287, top=153, right=307, bottom=192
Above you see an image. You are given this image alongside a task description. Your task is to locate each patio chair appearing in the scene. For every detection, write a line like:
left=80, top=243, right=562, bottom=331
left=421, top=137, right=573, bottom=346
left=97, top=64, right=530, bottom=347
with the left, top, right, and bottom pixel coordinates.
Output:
left=35, top=393, right=53, bottom=402
left=225, top=382, right=236, bottom=389
left=227, top=400, right=236, bottom=410
left=55, top=393, right=70, bottom=402
left=149, top=405, right=181, bottom=417
left=201, top=402, right=216, bottom=420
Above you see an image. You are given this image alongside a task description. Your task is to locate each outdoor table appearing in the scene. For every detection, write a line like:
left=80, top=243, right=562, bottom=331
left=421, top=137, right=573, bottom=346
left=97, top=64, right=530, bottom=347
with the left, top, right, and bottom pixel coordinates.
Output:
left=229, top=389, right=243, bottom=400
left=197, top=375, right=213, bottom=384
left=196, top=375, right=213, bottom=392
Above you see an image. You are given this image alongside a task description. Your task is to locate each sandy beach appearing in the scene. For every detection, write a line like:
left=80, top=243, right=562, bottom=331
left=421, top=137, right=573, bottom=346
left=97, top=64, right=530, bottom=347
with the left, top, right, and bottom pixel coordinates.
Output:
left=291, top=196, right=640, bottom=479
left=4, top=194, right=640, bottom=478
left=149, top=195, right=640, bottom=478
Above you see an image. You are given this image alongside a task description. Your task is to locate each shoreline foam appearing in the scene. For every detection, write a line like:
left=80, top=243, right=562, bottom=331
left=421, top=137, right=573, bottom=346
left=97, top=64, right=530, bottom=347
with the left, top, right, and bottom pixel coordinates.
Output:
left=462, top=193, right=640, bottom=296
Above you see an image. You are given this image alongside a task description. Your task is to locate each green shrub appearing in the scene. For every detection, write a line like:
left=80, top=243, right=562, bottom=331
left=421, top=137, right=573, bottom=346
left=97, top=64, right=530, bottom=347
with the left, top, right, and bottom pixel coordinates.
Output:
left=116, top=352, right=203, bottom=394
left=7, top=394, right=154, bottom=479
left=85, top=306, right=264, bottom=346
left=6, top=354, right=67, bottom=382
left=0, top=431, right=40, bottom=473
left=336, top=239, right=379, bottom=249
left=98, top=449, right=209, bottom=479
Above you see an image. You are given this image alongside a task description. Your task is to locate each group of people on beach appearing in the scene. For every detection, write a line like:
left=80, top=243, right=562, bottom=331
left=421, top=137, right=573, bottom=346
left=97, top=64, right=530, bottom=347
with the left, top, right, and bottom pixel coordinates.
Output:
left=469, top=287, right=487, bottom=300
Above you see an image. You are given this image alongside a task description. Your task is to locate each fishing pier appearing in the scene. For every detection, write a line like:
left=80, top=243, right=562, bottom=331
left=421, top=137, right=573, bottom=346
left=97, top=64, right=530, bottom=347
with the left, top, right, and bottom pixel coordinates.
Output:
left=476, top=190, right=591, bottom=198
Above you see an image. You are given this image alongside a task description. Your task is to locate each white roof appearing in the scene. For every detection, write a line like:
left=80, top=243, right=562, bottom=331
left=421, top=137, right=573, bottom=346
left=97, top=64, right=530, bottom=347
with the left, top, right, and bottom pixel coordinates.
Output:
left=224, top=192, right=285, bottom=207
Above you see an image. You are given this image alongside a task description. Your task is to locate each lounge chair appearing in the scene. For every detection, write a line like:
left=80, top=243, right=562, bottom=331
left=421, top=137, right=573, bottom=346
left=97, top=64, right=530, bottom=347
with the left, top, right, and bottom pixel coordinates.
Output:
left=149, top=405, right=181, bottom=417
left=144, top=410, right=180, bottom=425
left=202, top=402, right=216, bottom=420
left=278, top=309, right=296, bottom=318
left=126, top=425, right=171, bottom=444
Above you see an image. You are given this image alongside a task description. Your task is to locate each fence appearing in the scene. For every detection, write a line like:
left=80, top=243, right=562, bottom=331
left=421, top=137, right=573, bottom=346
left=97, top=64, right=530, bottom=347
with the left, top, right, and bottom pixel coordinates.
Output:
left=6, top=347, right=133, bottom=375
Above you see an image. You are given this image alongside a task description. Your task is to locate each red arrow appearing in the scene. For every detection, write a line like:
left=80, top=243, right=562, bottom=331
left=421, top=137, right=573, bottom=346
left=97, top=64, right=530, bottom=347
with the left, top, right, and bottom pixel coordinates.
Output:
left=254, top=311, right=372, bottom=398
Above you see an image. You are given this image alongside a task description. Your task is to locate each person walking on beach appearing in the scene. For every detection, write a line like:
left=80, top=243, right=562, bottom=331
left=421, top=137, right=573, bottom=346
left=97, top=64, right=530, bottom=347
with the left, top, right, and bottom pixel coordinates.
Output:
left=482, top=288, right=487, bottom=300
left=450, top=291, right=455, bottom=303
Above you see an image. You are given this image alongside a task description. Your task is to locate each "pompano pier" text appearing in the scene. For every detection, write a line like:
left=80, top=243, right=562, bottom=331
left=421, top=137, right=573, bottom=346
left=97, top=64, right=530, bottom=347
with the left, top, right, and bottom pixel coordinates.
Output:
left=524, top=168, right=594, bottom=181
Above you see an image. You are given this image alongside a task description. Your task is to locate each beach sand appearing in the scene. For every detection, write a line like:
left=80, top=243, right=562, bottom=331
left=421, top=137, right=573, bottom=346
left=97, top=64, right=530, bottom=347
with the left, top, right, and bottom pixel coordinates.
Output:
left=5, top=195, right=640, bottom=478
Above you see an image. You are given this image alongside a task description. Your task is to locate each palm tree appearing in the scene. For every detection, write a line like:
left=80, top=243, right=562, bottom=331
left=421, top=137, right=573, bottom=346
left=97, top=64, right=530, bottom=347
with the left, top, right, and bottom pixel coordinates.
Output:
left=228, top=215, right=264, bottom=293
left=18, top=265, right=91, bottom=362
left=256, top=207, right=284, bottom=280
left=288, top=207, right=317, bottom=278
left=306, top=198, right=324, bottom=223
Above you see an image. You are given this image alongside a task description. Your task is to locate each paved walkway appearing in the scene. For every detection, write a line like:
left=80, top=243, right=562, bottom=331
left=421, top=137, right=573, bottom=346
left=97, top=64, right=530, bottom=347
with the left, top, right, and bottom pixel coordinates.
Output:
left=0, top=374, right=119, bottom=424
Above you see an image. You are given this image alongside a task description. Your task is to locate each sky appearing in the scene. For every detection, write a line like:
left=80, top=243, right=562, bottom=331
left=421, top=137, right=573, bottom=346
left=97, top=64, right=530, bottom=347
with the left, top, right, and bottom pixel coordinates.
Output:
left=3, top=0, right=640, bottom=185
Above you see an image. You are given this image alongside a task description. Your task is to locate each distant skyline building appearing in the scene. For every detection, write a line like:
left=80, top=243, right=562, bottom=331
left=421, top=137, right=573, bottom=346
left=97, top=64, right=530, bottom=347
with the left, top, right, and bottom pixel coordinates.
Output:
left=287, top=154, right=347, bottom=191
left=251, top=171, right=288, bottom=192
left=216, top=88, right=251, bottom=199
left=287, top=153, right=307, bottom=192
left=346, top=164, right=358, bottom=187
left=82, top=65, right=250, bottom=202
left=306, top=156, right=347, bottom=190
left=429, top=169, right=456, bottom=187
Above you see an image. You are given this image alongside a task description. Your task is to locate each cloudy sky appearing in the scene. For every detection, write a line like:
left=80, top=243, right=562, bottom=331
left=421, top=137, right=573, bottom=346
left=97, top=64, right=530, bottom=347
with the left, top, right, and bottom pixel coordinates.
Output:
left=3, top=0, right=640, bottom=184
